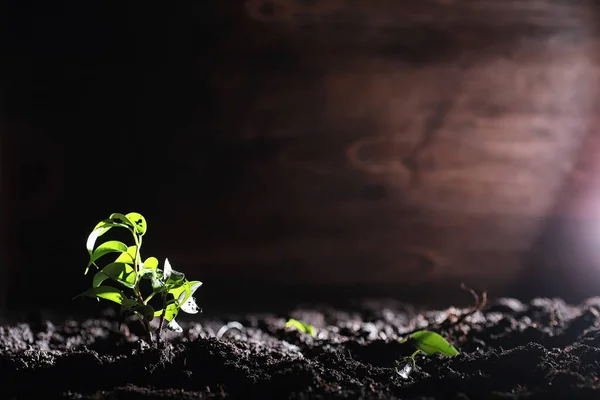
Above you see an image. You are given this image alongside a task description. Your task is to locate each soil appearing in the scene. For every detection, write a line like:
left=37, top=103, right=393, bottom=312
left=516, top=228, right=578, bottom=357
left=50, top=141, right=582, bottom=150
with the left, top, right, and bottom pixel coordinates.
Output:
left=2, top=297, right=600, bottom=399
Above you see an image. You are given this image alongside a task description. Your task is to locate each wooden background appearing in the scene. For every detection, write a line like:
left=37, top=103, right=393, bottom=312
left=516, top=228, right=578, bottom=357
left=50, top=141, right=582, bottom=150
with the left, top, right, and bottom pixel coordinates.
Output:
left=3, top=0, right=600, bottom=310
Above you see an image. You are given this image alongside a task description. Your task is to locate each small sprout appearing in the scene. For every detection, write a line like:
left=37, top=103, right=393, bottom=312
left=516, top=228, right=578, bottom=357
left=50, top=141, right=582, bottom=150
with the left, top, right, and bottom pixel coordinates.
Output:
left=75, top=212, right=202, bottom=346
left=396, top=330, right=459, bottom=379
left=285, top=318, right=317, bottom=337
left=408, top=330, right=459, bottom=356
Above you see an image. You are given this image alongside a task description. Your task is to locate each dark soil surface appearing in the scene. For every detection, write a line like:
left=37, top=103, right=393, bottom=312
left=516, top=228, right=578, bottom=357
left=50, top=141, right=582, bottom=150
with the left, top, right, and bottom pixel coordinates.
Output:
left=3, top=297, right=600, bottom=399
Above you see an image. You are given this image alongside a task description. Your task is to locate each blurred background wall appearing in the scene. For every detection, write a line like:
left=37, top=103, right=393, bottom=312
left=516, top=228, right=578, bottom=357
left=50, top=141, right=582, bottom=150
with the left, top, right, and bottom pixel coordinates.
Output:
left=3, top=0, right=600, bottom=312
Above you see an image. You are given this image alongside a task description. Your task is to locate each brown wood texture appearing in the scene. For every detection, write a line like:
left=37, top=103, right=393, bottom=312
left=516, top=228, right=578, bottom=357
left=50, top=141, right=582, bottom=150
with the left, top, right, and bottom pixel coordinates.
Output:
left=4, top=0, right=600, bottom=305
left=159, top=0, right=600, bottom=294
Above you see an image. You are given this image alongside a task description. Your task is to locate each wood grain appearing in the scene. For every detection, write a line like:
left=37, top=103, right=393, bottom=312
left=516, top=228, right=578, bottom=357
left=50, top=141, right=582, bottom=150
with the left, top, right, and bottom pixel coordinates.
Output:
left=151, top=0, right=600, bottom=295
left=5, top=0, right=600, bottom=305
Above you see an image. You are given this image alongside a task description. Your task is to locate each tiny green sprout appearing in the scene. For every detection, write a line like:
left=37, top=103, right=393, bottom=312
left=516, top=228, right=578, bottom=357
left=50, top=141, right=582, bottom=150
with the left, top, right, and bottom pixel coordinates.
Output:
left=75, top=212, right=202, bottom=345
left=396, top=330, right=459, bottom=378
left=406, top=330, right=460, bottom=356
left=285, top=318, right=317, bottom=337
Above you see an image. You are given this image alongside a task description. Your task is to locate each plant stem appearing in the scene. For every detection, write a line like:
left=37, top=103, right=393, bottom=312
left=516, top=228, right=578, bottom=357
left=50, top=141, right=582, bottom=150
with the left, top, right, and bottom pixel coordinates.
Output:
left=131, top=233, right=147, bottom=306
left=406, top=350, right=422, bottom=370
left=133, top=283, right=149, bottom=342
left=133, top=232, right=143, bottom=273
left=135, top=312, right=152, bottom=343
left=156, top=293, right=167, bottom=348
left=145, top=320, right=152, bottom=343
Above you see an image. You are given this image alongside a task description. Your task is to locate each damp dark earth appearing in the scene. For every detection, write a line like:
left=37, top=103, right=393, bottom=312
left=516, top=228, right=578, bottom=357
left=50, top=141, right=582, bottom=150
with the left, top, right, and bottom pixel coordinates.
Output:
left=3, top=297, right=600, bottom=399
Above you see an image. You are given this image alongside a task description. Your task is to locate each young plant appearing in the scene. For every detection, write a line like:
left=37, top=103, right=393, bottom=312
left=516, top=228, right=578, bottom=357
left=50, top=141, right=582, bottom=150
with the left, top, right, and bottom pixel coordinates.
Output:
left=396, top=330, right=459, bottom=378
left=75, top=212, right=201, bottom=345
left=285, top=318, right=317, bottom=337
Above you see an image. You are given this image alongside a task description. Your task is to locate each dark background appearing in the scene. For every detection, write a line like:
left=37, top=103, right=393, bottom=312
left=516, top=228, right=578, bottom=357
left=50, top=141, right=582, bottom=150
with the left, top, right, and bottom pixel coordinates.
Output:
left=3, top=0, right=600, bottom=314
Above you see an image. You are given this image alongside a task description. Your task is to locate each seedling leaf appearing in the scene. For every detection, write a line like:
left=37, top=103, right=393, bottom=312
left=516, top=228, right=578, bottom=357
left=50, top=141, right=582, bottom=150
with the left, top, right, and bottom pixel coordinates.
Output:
left=154, top=302, right=179, bottom=321
left=140, top=268, right=156, bottom=280
left=93, top=262, right=136, bottom=289
left=169, top=280, right=202, bottom=314
left=85, top=218, right=134, bottom=273
left=125, top=212, right=147, bottom=235
left=143, top=257, right=159, bottom=269
left=76, top=286, right=124, bottom=305
left=140, top=257, right=159, bottom=279
left=285, top=318, right=317, bottom=337
left=179, top=294, right=199, bottom=314
left=151, top=275, right=166, bottom=292
left=167, top=319, right=183, bottom=332
left=134, top=305, right=155, bottom=322
left=163, top=259, right=185, bottom=286
left=170, top=282, right=190, bottom=303
left=89, top=217, right=134, bottom=245
left=109, top=213, right=135, bottom=228
left=114, top=246, right=137, bottom=264
left=122, top=298, right=140, bottom=311
left=409, top=330, right=459, bottom=356
left=166, top=271, right=185, bottom=286
left=85, top=227, right=110, bottom=274
left=86, top=226, right=109, bottom=255
left=88, top=240, right=128, bottom=268
left=163, top=259, right=172, bottom=279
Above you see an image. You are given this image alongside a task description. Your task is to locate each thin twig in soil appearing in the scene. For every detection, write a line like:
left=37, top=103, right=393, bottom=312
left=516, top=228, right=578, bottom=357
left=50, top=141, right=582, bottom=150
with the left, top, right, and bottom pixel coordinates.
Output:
left=400, top=283, right=487, bottom=337
left=439, top=283, right=487, bottom=328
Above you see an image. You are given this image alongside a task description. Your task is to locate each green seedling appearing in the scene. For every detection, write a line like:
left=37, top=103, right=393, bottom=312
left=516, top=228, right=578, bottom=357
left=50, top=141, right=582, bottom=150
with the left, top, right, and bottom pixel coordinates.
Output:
left=285, top=318, right=317, bottom=337
left=75, top=212, right=202, bottom=345
left=396, top=330, right=459, bottom=378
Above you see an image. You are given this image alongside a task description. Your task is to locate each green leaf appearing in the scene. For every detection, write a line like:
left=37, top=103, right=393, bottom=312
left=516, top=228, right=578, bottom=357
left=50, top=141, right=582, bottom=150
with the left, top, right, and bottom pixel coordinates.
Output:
left=109, top=213, right=135, bottom=228
left=167, top=319, right=183, bottom=332
left=285, top=319, right=316, bottom=337
left=89, top=218, right=134, bottom=246
left=125, top=212, right=147, bottom=236
left=163, top=258, right=173, bottom=279
left=170, top=281, right=202, bottom=314
left=140, top=267, right=156, bottom=279
left=85, top=218, right=134, bottom=274
left=139, top=257, right=159, bottom=280
left=87, top=240, right=128, bottom=268
left=122, top=298, right=140, bottom=311
left=163, top=302, right=179, bottom=321
left=114, top=246, right=137, bottom=264
left=143, top=257, right=158, bottom=269
left=76, top=286, right=124, bottom=305
left=409, top=331, right=459, bottom=356
left=151, top=275, right=166, bottom=292
left=85, top=227, right=110, bottom=274
left=166, top=271, right=185, bottom=286
left=170, top=280, right=201, bottom=302
left=179, top=296, right=199, bottom=314
left=93, top=262, right=136, bottom=289
left=154, top=302, right=179, bottom=321
left=162, top=258, right=186, bottom=285
left=169, top=282, right=190, bottom=303
left=86, top=226, right=109, bottom=256
left=134, top=304, right=155, bottom=322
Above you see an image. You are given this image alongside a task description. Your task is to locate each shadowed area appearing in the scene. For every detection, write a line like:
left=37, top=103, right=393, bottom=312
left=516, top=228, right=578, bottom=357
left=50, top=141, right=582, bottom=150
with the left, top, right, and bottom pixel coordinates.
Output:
left=3, top=0, right=600, bottom=311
